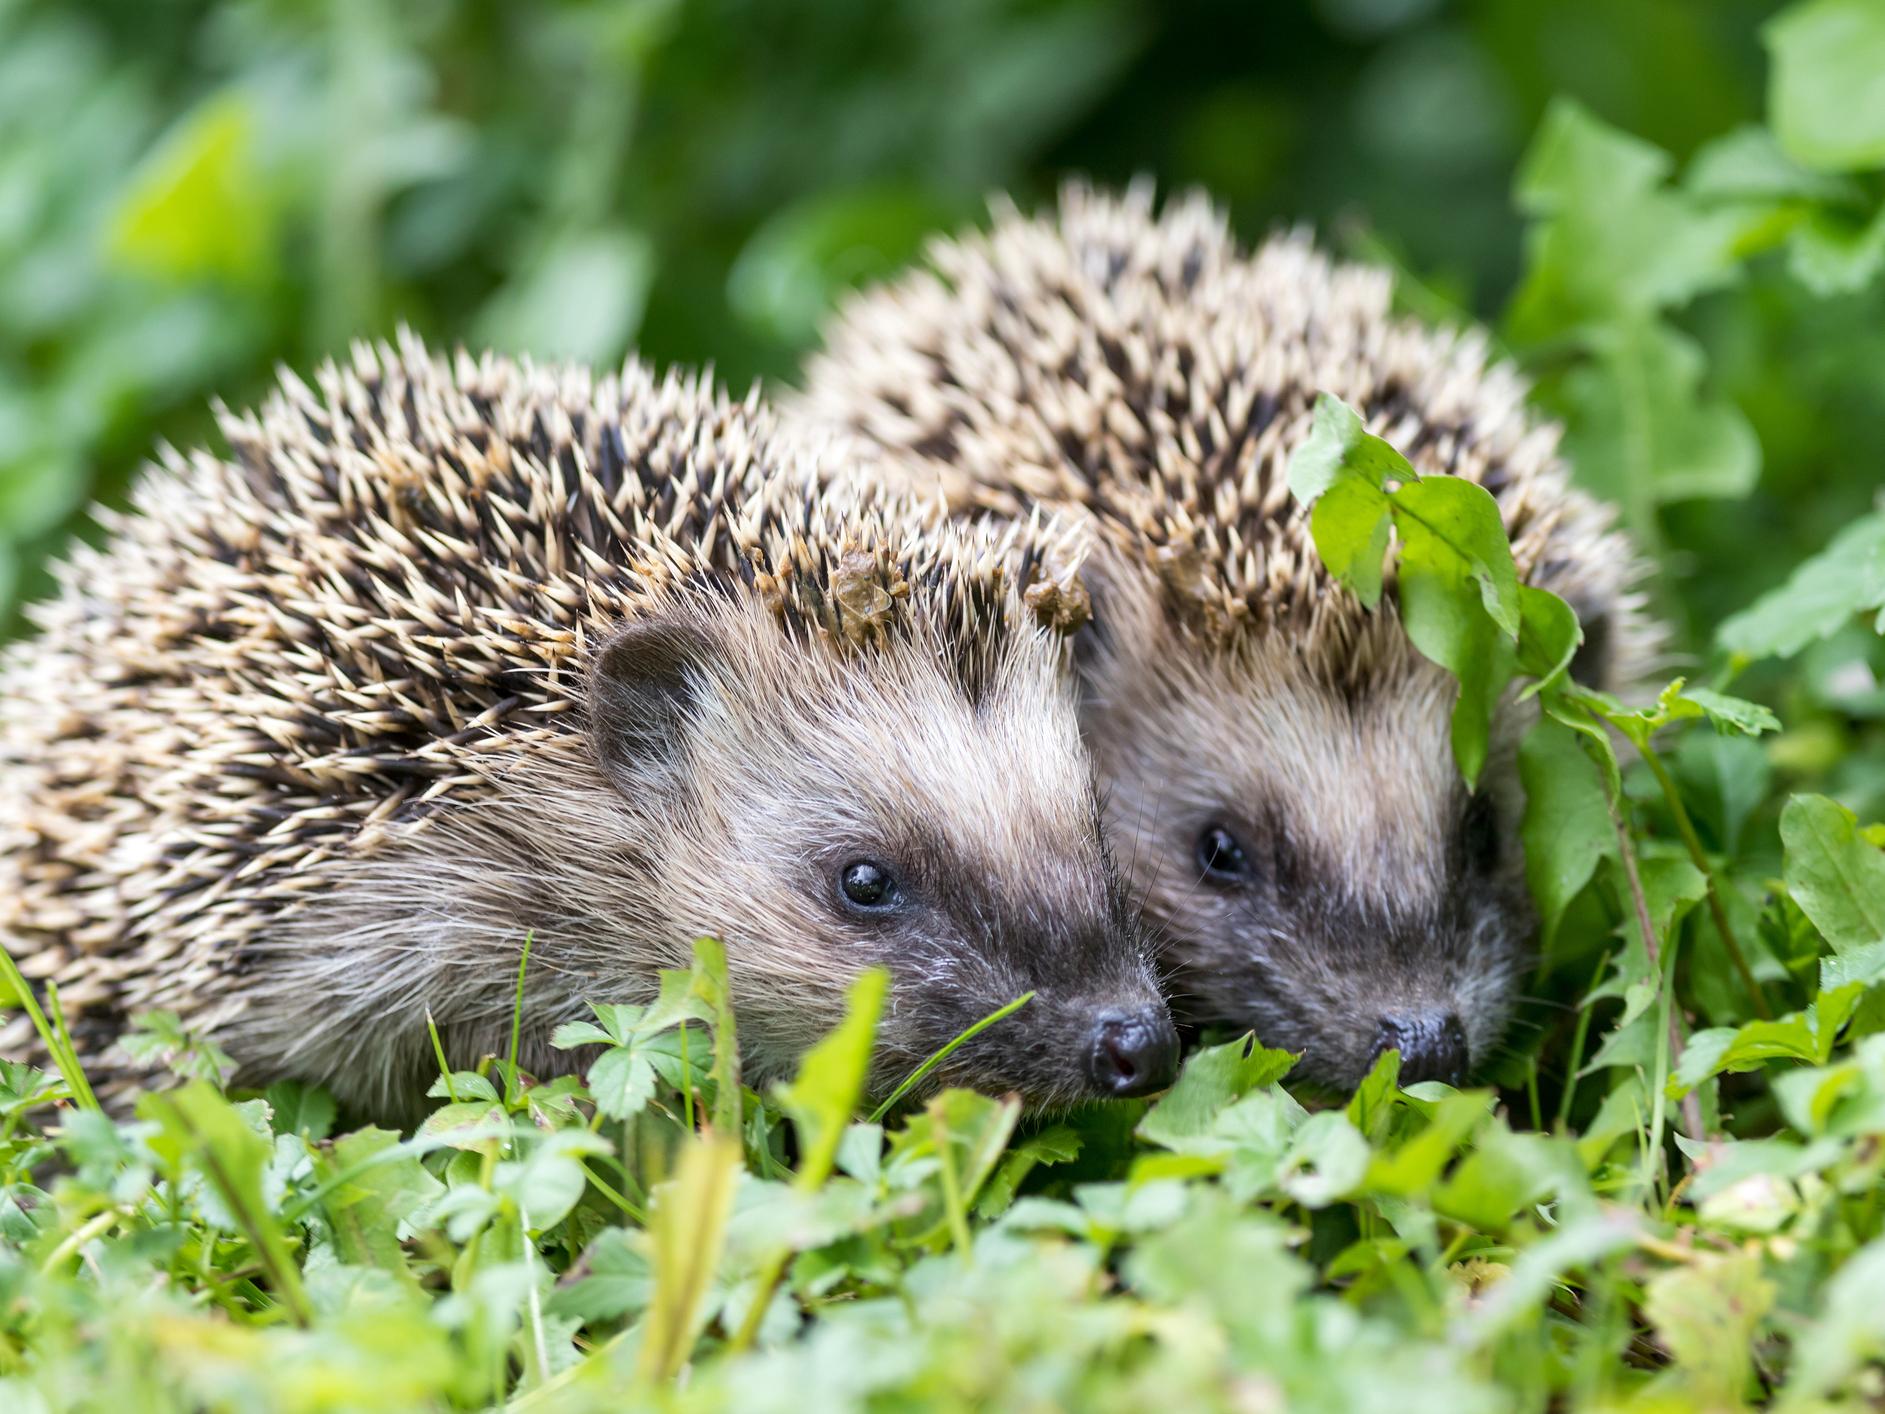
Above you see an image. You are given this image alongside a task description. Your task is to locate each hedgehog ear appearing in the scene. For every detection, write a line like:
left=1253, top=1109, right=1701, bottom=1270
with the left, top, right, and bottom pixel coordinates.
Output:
left=587, top=618, right=726, bottom=790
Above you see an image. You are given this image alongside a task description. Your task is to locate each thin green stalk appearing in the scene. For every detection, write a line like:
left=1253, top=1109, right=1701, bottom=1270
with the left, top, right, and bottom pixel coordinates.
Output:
left=577, top=1161, right=645, bottom=1222
left=1639, top=743, right=1771, bottom=1020
left=1609, top=801, right=1706, bottom=1166
left=506, top=932, right=534, bottom=1106
left=868, top=992, right=1035, bottom=1125
left=1555, top=948, right=1613, bottom=1133
left=425, top=1010, right=458, bottom=1103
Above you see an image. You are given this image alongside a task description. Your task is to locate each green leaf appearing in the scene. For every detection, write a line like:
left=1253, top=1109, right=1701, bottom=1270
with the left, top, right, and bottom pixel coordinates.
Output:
left=586, top=1047, right=658, bottom=1121
left=1677, top=686, right=1781, bottom=737
left=1285, top=391, right=1415, bottom=502
left=1137, top=1036, right=1297, bottom=1155
left=1519, top=718, right=1618, bottom=945
left=1515, top=585, right=1581, bottom=693
left=1643, top=1252, right=1774, bottom=1406
left=1786, top=1237, right=1885, bottom=1400
left=1789, top=202, right=1885, bottom=295
left=1782, top=793, right=1885, bottom=952
left=1288, top=394, right=1405, bottom=608
left=1308, top=477, right=1393, bottom=608
left=140, top=1082, right=311, bottom=1325
left=1717, top=511, right=1885, bottom=660
left=1669, top=985, right=1864, bottom=1097
left=322, top=1127, right=442, bottom=1285
left=1508, top=101, right=1750, bottom=342
left=1393, top=476, right=1522, bottom=637
left=1686, top=124, right=1862, bottom=203
left=546, top=1227, right=653, bottom=1323
left=776, top=968, right=887, bottom=1192
left=1395, top=497, right=1519, bottom=786
left=1765, top=0, right=1885, bottom=173
left=265, top=1081, right=337, bottom=1142
left=109, top=91, right=277, bottom=283
left=1274, top=1111, right=1369, bottom=1208
left=1559, top=320, right=1759, bottom=513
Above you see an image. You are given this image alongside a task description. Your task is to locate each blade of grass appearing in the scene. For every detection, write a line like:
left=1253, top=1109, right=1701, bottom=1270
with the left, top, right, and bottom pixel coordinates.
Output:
left=0, top=942, right=100, bottom=1113
left=505, top=931, right=534, bottom=1106
left=868, top=991, right=1034, bottom=1125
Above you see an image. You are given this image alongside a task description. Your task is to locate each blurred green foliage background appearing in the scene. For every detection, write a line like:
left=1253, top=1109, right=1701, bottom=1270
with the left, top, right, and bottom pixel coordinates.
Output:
left=2, top=0, right=1878, bottom=712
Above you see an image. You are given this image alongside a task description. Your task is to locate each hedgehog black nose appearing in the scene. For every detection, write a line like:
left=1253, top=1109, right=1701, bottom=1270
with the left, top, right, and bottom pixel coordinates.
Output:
left=1087, top=1008, right=1179, bottom=1097
left=1372, top=1012, right=1469, bottom=1086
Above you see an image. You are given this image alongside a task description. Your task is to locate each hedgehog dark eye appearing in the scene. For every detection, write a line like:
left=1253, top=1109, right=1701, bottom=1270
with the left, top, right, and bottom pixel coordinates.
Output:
left=839, top=860, right=898, bottom=912
left=1196, top=825, right=1249, bottom=885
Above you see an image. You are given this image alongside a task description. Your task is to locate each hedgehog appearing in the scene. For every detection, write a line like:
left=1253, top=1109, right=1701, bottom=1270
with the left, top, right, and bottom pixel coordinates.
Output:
left=0, top=334, right=1180, bottom=1118
left=791, top=182, right=1653, bottom=1093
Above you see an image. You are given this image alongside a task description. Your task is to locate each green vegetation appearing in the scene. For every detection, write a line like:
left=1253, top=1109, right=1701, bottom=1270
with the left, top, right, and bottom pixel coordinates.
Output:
left=11, top=0, right=1885, bottom=1408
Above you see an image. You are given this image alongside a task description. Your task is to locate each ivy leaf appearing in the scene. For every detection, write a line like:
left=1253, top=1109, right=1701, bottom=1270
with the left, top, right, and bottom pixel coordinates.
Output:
left=1717, top=511, right=1885, bottom=661
left=1782, top=794, right=1885, bottom=952
left=1765, top=0, right=1885, bottom=173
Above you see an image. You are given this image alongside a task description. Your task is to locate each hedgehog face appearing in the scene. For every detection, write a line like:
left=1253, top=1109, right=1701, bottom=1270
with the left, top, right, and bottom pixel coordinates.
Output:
left=587, top=603, right=1176, bottom=1108
left=1076, top=578, right=1534, bottom=1094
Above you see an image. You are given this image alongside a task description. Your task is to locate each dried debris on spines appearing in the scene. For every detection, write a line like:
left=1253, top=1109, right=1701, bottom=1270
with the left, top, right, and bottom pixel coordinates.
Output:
left=795, top=181, right=1658, bottom=686
left=0, top=334, right=1093, bottom=1092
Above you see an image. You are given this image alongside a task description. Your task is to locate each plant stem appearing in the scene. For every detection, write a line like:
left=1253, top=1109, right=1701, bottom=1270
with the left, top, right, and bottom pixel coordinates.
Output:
left=1609, top=803, right=1707, bottom=1148
left=1639, top=744, right=1771, bottom=1019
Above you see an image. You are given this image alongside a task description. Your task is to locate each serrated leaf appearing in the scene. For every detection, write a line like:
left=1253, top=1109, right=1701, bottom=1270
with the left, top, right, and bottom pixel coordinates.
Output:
left=586, top=1047, right=658, bottom=1121
left=1718, top=511, right=1885, bottom=660
left=1782, top=793, right=1885, bottom=952
left=1678, top=686, right=1781, bottom=736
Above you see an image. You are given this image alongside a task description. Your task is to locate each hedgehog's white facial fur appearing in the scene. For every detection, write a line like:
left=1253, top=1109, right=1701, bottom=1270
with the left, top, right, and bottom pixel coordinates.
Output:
left=0, top=333, right=1173, bottom=1116
left=792, top=179, right=1659, bottom=1091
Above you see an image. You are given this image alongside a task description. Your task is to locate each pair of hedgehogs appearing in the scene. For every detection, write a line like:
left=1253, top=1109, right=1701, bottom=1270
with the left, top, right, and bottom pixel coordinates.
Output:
left=0, top=187, right=1644, bottom=1119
